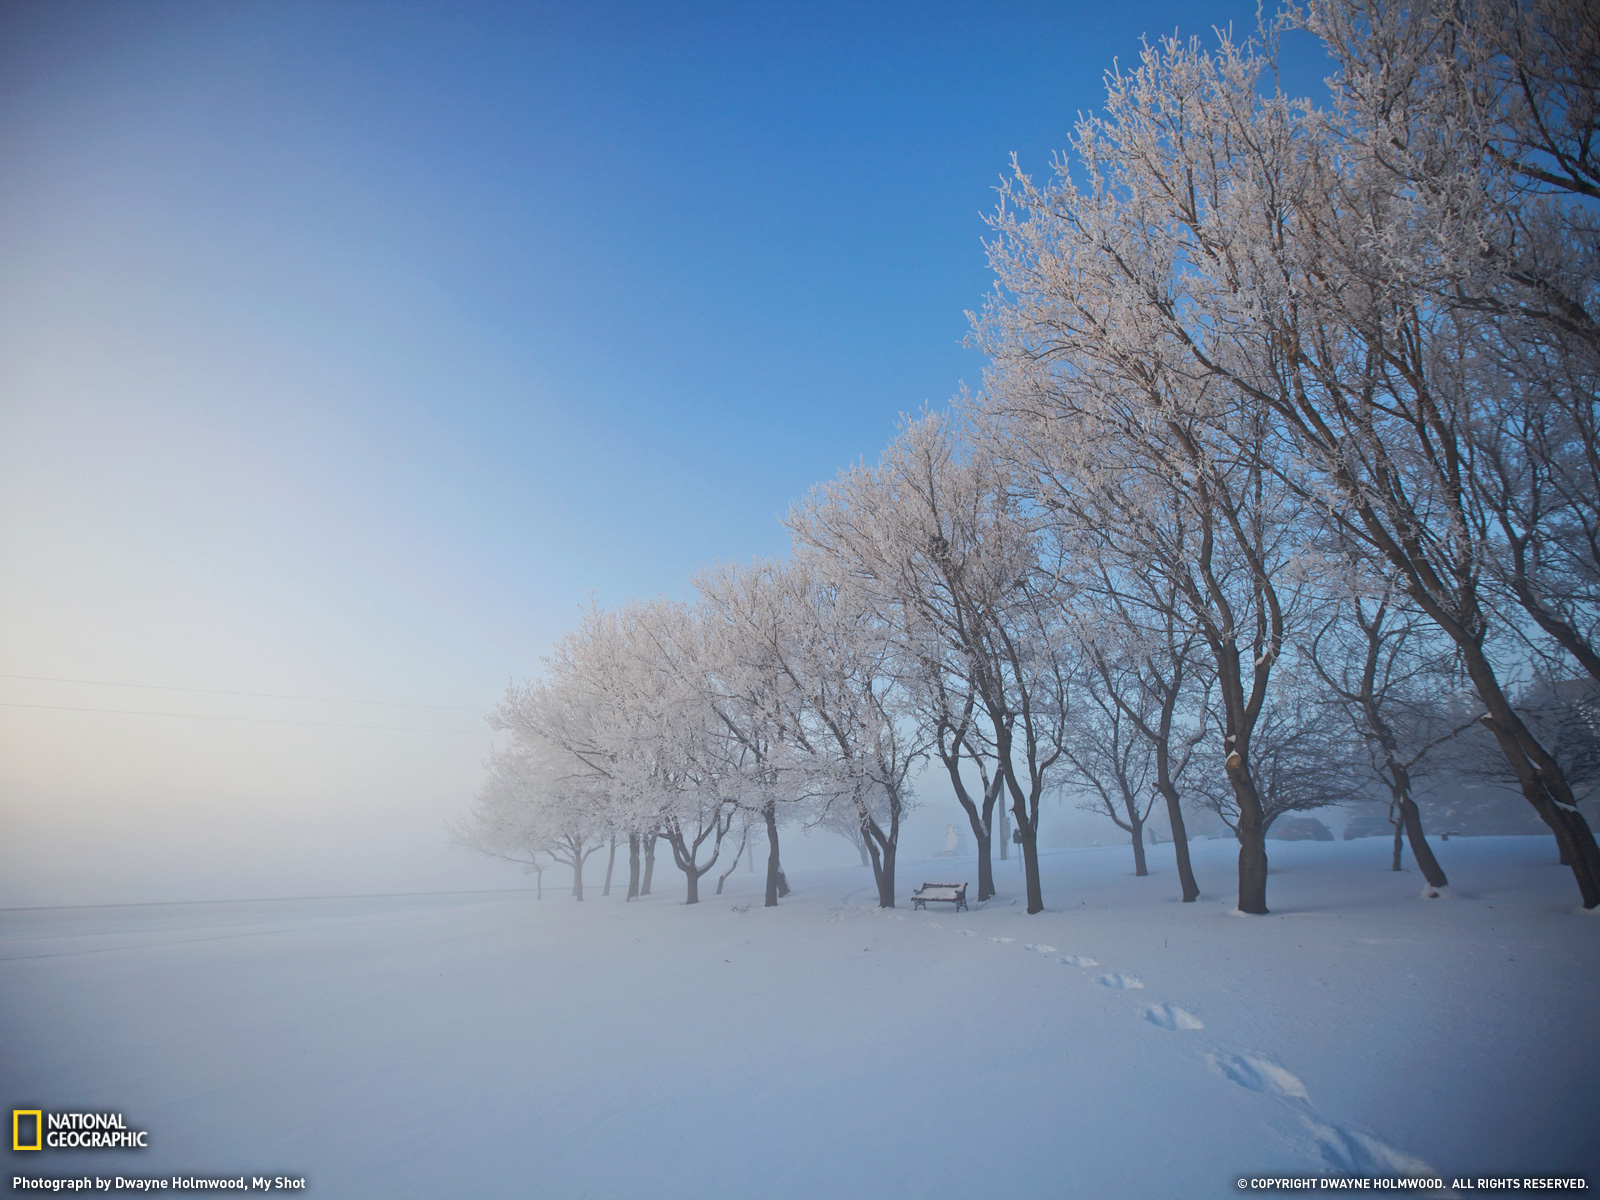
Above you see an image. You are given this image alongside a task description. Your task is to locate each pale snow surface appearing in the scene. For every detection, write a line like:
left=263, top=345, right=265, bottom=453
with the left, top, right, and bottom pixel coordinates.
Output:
left=3, top=836, right=1597, bottom=1198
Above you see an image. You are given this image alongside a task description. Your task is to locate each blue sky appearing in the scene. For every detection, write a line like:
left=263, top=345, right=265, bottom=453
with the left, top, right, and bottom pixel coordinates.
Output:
left=0, top=0, right=1316, bottom=903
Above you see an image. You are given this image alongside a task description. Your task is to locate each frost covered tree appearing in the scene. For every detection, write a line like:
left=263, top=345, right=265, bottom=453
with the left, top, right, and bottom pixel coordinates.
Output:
left=792, top=417, right=1076, bottom=913
left=695, top=559, right=803, bottom=906
left=1056, top=608, right=1212, bottom=889
left=766, top=552, right=928, bottom=908
left=1296, top=0, right=1600, bottom=902
left=458, top=741, right=608, bottom=899
left=975, top=16, right=1600, bottom=907
left=973, top=290, right=1315, bottom=914
left=1053, top=554, right=1213, bottom=901
left=611, top=598, right=741, bottom=906
left=1305, top=577, right=1469, bottom=890
left=788, top=413, right=1030, bottom=902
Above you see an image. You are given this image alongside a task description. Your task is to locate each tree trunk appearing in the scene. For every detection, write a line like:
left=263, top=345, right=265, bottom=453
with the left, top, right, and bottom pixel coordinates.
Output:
left=685, top=869, right=699, bottom=905
left=716, top=825, right=747, bottom=896
left=873, top=840, right=896, bottom=907
left=1394, top=798, right=1447, bottom=888
left=603, top=837, right=617, bottom=897
left=1158, top=786, right=1200, bottom=902
left=1129, top=814, right=1148, bottom=877
left=764, top=804, right=783, bottom=908
left=976, top=829, right=994, bottom=899
left=1015, top=799, right=1044, bottom=913
left=861, top=815, right=897, bottom=907
left=1457, top=640, right=1600, bottom=906
left=627, top=834, right=641, bottom=900
left=1228, top=757, right=1269, bottom=914
left=997, top=801, right=1010, bottom=860
left=572, top=854, right=585, bottom=901
left=642, top=833, right=657, bottom=896
left=1391, top=815, right=1405, bottom=872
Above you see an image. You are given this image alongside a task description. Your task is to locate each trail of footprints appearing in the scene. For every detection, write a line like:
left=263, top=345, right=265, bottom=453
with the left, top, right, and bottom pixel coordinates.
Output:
left=902, top=911, right=1450, bottom=1192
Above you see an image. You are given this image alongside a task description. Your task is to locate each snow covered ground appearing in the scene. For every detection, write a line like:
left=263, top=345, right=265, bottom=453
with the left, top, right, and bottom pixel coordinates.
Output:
left=4, top=836, right=1596, bottom=1198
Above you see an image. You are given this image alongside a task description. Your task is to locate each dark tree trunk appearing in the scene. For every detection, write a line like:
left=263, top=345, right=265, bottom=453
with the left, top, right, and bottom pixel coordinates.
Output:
left=997, top=801, right=1010, bottom=860
left=603, top=837, right=617, bottom=897
left=1228, top=754, right=1270, bottom=914
left=1159, top=786, right=1200, bottom=902
left=1451, top=629, right=1600, bottom=906
left=1129, top=814, right=1148, bottom=877
left=764, top=804, right=783, bottom=908
left=685, top=869, right=699, bottom=905
left=870, top=839, right=896, bottom=907
left=1015, top=800, right=1043, bottom=913
left=1391, top=815, right=1405, bottom=872
left=1396, top=793, right=1447, bottom=889
left=642, top=834, right=657, bottom=896
left=627, top=834, right=641, bottom=900
left=862, top=814, right=897, bottom=907
left=1368, top=715, right=1448, bottom=890
left=572, top=853, right=585, bottom=901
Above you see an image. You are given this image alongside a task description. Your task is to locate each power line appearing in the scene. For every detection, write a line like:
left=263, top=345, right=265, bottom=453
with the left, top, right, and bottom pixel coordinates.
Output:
left=0, top=673, right=488, bottom=714
left=0, top=700, right=485, bottom=735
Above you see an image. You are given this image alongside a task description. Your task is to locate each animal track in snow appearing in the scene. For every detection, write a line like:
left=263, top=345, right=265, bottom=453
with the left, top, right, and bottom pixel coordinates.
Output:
left=1302, top=1115, right=1443, bottom=1183
left=1023, top=943, right=1058, bottom=954
left=1208, top=1052, right=1309, bottom=1101
left=1059, top=955, right=1099, bottom=967
left=990, top=936, right=1016, bottom=944
left=1097, top=973, right=1145, bottom=990
left=1144, top=1003, right=1203, bottom=1030
left=955, top=929, right=976, bottom=937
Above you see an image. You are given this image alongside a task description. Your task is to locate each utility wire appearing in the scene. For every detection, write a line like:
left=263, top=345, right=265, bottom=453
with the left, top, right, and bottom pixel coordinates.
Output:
left=0, top=673, right=488, bottom=713
left=0, top=700, right=485, bottom=736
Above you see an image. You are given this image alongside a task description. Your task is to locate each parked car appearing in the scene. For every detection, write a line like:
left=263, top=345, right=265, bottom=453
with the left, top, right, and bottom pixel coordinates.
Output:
left=1269, top=816, right=1334, bottom=841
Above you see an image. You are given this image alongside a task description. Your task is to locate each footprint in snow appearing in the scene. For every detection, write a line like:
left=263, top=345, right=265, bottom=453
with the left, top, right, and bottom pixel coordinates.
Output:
left=956, top=930, right=976, bottom=937
left=1098, top=973, right=1145, bottom=990
left=1302, top=1115, right=1445, bottom=1185
left=1208, top=1052, right=1309, bottom=1101
left=1144, top=1003, right=1204, bottom=1031
left=1024, top=944, right=1058, bottom=954
left=990, top=936, right=1016, bottom=944
left=1059, top=955, right=1099, bottom=967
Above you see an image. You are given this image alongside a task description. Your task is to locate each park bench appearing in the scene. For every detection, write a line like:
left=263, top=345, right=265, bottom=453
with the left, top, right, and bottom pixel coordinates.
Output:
left=910, top=882, right=968, bottom=912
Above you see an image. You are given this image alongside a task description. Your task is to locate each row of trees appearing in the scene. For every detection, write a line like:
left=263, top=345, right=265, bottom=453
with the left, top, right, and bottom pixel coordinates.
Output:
left=463, top=0, right=1600, bottom=914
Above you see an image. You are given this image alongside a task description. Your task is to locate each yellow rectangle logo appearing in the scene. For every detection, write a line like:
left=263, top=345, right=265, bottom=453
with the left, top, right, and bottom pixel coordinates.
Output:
left=13, top=1109, right=42, bottom=1151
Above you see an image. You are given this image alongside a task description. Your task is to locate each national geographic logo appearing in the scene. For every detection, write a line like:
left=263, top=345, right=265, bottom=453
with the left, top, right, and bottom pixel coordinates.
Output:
left=12, top=1111, right=148, bottom=1150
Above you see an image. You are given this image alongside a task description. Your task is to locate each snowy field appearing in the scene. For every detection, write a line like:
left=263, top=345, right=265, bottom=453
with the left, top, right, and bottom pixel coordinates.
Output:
left=4, top=836, right=1597, bottom=1198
